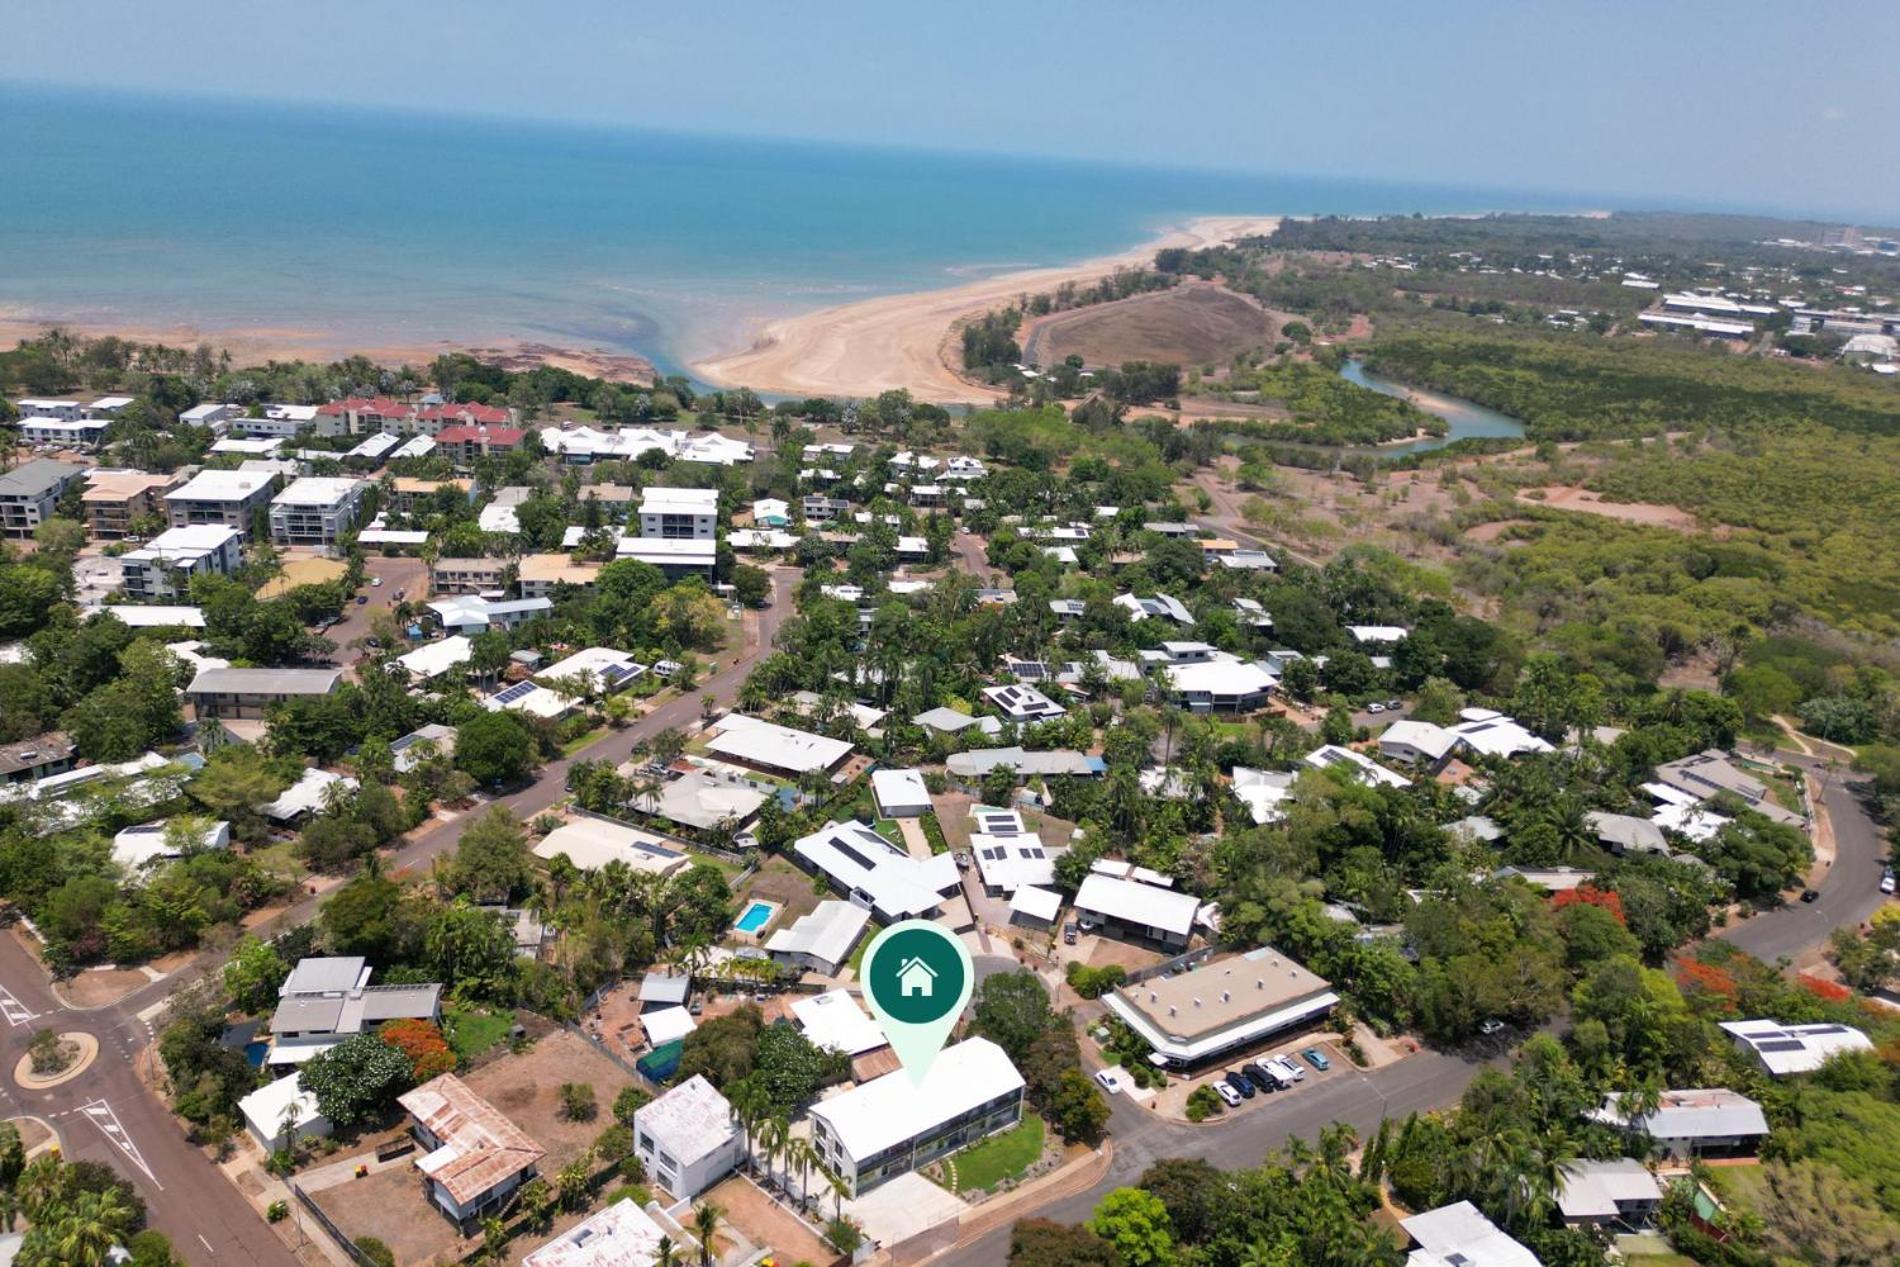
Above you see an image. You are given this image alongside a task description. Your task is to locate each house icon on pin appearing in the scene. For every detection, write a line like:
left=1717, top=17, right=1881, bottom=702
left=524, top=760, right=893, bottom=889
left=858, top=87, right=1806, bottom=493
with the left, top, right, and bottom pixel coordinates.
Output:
left=896, top=956, right=938, bottom=998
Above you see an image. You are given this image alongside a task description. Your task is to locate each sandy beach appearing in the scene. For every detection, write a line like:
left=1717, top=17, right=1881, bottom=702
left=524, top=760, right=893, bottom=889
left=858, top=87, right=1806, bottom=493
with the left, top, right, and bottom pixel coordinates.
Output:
left=0, top=314, right=658, bottom=385
left=692, top=214, right=1281, bottom=404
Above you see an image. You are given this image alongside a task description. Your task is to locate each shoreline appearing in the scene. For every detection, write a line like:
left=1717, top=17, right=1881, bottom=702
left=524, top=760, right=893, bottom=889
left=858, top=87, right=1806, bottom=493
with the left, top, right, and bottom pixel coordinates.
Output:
left=0, top=315, right=658, bottom=386
left=691, top=214, right=1283, bottom=404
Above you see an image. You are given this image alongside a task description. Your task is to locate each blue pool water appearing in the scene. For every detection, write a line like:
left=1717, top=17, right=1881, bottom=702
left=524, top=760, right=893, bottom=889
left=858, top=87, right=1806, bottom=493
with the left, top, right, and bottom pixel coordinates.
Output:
left=243, top=1040, right=269, bottom=1068
left=735, top=900, right=777, bottom=934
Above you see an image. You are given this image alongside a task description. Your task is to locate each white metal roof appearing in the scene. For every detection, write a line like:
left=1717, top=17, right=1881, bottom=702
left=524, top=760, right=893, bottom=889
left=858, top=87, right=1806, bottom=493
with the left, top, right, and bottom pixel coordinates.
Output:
left=533, top=818, right=691, bottom=876
left=264, top=768, right=358, bottom=821
left=239, top=1071, right=326, bottom=1138
left=789, top=988, right=888, bottom=1056
left=1556, top=1158, right=1661, bottom=1221
left=167, top=469, right=275, bottom=503
left=793, top=820, right=957, bottom=919
left=1303, top=745, right=1411, bottom=788
left=808, top=1038, right=1022, bottom=1163
left=1379, top=719, right=1463, bottom=762
left=272, top=476, right=364, bottom=506
left=523, top=1198, right=670, bottom=1267
left=870, top=767, right=930, bottom=812
left=633, top=1075, right=736, bottom=1167
left=396, top=635, right=472, bottom=681
left=708, top=714, right=854, bottom=774
left=765, top=902, right=872, bottom=972
left=1591, top=1087, right=1768, bottom=1140
left=1401, top=1201, right=1540, bottom=1267
left=1073, top=873, right=1199, bottom=937
left=1720, top=1019, right=1874, bottom=1075
left=1010, top=885, right=1063, bottom=923
left=642, top=1005, right=696, bottom=1046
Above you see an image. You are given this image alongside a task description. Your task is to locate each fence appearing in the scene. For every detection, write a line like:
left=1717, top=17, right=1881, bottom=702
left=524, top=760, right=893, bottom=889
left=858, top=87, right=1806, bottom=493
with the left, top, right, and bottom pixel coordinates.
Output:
left=290, top=1180, right=380, bottom=1267
left=1121, top=944, right=1217, bottom=986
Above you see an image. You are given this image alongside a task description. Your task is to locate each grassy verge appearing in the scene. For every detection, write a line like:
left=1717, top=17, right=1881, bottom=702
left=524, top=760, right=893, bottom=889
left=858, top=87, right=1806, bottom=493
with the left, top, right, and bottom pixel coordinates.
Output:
left=560, top=725, right=612, bottom=758
left=848, top=921, right=884, bottom=977
left=945, top=1112, right=1045, bottom=1191
left=444, top=1005, right=513, bottom=1062
left=920, top=814, right=950, bottom=855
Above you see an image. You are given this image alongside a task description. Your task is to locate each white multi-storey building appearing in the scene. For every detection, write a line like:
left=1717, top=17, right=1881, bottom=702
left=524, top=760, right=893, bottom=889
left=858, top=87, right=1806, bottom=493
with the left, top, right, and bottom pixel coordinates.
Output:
left=638, top=487, right=718, bottom=540
left=269, top=477, right=367, bottom=546
left=120, top=524, right=244, bottom=599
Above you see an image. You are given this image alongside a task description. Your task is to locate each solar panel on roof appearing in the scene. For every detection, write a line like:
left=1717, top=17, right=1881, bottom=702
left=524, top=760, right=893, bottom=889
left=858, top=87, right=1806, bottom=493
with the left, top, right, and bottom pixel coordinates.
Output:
left=1756, top=1039, right=1805, bottom=1052
left=492, top=682, right=537, bottom=704
left=831, top=840, right=875, bottom=870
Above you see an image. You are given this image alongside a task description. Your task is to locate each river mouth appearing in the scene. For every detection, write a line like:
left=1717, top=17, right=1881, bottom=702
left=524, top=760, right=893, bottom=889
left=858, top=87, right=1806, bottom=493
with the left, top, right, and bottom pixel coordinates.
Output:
left=1337, top=359, right=1527, bottom=455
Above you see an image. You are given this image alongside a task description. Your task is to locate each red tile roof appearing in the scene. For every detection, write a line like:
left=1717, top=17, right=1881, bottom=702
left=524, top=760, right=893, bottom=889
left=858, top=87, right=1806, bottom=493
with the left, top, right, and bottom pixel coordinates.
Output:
left=421, top=402, right=512, bottom=425
left=436, top=425, right=526, bottom=447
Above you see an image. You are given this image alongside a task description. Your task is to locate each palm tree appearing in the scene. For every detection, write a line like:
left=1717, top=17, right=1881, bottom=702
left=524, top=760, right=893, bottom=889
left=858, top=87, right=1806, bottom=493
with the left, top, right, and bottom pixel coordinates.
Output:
left=479, top=1215, right=508, bottom=1264
left=757, top=1116, right=790, bottom=1191
left=690, top=1202, right=721, bottom=1267
left=727, top=1078, right=769, bottom=1176
left=656, top=1236, right=679, bottom=1267
left=784, top=1136, right=819, bottom=1210
left=52, top=1189, right=134, bottom=1267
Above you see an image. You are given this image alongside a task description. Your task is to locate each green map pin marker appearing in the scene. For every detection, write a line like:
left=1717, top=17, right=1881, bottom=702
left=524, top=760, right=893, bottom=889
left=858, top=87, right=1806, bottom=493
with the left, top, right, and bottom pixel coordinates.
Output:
left=861, top=920, right=974, bottom=1085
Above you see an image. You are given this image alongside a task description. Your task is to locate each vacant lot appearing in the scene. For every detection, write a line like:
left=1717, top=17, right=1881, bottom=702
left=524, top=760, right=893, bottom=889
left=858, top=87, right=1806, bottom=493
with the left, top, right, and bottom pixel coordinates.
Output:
left=463, top=1028, right=635, bottom=1169
left=1023, top=283, right=1272, bottom=369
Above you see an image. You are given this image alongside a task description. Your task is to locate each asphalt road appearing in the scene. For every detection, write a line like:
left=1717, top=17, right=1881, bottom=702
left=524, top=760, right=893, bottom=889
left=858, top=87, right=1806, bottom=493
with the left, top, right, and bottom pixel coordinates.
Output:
left=1718, top=758, right=1889, bottom=963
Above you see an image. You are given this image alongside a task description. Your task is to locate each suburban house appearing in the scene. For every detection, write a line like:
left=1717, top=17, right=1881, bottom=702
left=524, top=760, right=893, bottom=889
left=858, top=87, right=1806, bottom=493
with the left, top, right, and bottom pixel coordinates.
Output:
left=1157, top=653, right=1277, bottom=713
left=1104, top=947, right=1338, bottom=1068
left=704, top=714, right=855, bottom=779
left=1073, top=872, right=1202, bottom=949
left=264, top=769, right=359, bottom=823
left=388, top=477, right=472, bottom=515
left=631, top=771, right=767, bottom=836
left=639, top=486, right=718, bottom=539
left=110, top=818, right=230, bottom=873
left=1556, top=1159, right=1662, bottom=1230
left=537, top=647, right=647, bottom=698
left=1653, top=750, right=1805, bottom=826
left=12, top=398, right=83, bottom=421
left=616, top=535, right=716, bottom=577
left=870, top=767, right=932, bottom=818
left=793, top=820, right=962, bottom=924
left=186, top=666, right=342, bottom=720
left=764, top=901, right=872, bottom=976
left=239, top=1072, right=331, bottom=1153
left=1719, top=1019, right=1874, bottom=1076
left=808, top=1037, right=1024, bottom=1196
left=523, top=1199, right=672, bottom=1267
left=1401, top=1201, right=1540, bottom=1267
left=81, top=471, right=178, bottom=538
left=944, top=746, right=1102, bottom=781
left=968, top=807, right=1059, bottom=895
left=1588, top=1088, right=1770, bottom=1159
left=1303, top=744, right=1411, bottom=789
left=630, top=1075, right=744, bottom=1201
left=912, top=706, right=1003, bottom=739
left=269, top=477, right=367, bottom=546
left=1587, top=811, right=1672, bottom=857
left=266, top=955, right=442, bottom=1065
left=391, top=723, right=457, bottom=773
left=982, top=683, right=1066, bottom=722
left=0, top=459, right=88, bottom=538
left=19, top=416, right=109, bottom=448
left=120, top=524, right=243, bottom=600
left=1378, top=719, right=1466, bottom=770
left=1113, top=593, right=1194, bottom=625
left=399, top=1074, right=546, bottom=1229
left=533, top=817, right=692, bottom=878
left=165, top=469, right=279, bottom=532
left=790, top=990, right=891, bottom=1065
left=428, top=594, right=552, bottom=635
left=0, top=732, right=78, bottom=785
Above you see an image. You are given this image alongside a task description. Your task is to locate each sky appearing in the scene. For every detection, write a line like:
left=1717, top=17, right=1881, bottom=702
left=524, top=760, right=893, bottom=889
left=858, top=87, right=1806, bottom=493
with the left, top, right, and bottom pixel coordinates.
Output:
left=3, top=0, right=1895, bottom=221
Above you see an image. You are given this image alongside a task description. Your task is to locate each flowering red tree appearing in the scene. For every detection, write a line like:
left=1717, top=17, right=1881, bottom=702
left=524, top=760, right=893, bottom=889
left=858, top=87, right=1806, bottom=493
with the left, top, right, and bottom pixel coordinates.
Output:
left=1674, top=958, right=1740, bottom=1014
left=1551, top=885, right=1626, bottom=925
left=381, top=1019, right=457, bottom=1082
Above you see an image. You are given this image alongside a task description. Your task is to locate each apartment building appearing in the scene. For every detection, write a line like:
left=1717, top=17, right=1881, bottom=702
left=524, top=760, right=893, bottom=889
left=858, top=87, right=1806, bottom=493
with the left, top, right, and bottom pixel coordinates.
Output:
left=81, top=471, right=178, bottom=539
left=0, top=459, right=87, bottom=539
left=435, top=424, right=526, bottom=464
left=638, top=487, right=718, bottom=539
left=186, top=666, right=343, bottom=720
left=121, top=524, right=244, bottom=600
left=165, top=469, right=279, bottom=533
left=431, top=557, right=511, bottom=595
left=269, top=477, right=367, bottom=546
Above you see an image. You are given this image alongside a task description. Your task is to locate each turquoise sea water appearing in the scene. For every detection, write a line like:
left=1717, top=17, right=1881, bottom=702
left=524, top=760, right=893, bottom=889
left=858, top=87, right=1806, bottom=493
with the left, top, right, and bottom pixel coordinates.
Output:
left=3, top=85, right=1592, bottom=377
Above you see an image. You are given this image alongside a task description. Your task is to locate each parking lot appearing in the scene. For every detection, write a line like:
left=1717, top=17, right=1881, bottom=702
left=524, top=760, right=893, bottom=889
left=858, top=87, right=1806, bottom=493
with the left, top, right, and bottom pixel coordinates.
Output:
left=314, top=554, right=429, bottom=664
left=1097, top=1032, right=1349, bottom=1123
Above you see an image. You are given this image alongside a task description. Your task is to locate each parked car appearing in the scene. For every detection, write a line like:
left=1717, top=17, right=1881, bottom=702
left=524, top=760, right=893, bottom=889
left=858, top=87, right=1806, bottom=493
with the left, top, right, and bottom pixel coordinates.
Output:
left=1386, top=698, right=1403, bottom=710
left=371, top=576, right=383, bottom=587
left=1300, top=1047, right=1331, bottom=1072
left=1062, top=921, right=1078, bottom=945
left=1094, top=1069, right=1125, bottom=1095
left=1367, top=701, right=1385, bottom=714
left=1252, top=1059, right=1295, bottom=1090
left=1242, top=1064, right=1275, bottom=1094
left=355, top=595, right=368, bottom=605
left=1479, top=1018, right=1506, bottom=1035
left=1269, top=1055, right=1305, bottom=1083
left=1799, top=889, right=1820, bottom=903
left=1213, top=1081, right=1242, bottom=1108
left=952, top=852, right=971, bottom=871
left=394, top=589, right=405, bottom=601
left=1881, top=869, right=1895, bottom=895
left=1224, top=1071, right=1256, bottom=1099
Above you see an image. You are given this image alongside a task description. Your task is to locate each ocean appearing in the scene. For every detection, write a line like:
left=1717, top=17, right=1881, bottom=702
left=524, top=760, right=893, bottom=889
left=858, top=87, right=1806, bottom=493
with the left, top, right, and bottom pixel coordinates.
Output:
left=3, top=84, right=1592, bottom=378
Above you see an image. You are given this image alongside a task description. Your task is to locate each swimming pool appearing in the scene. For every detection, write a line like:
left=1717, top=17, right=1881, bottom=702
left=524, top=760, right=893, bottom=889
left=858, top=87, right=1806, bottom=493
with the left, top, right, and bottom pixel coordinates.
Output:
left=734, top=899, right=779, bottom=935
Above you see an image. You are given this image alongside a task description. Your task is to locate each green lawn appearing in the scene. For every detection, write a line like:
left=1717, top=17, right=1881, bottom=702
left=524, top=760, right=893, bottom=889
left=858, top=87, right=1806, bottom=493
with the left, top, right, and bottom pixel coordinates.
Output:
left=1623, top=1256, right=1697, bottom=1267
left=945, top=1112, right=1045, bottom=1192
left=848, top=920, right=884, bottom=977
left=444, top=1005, right=513, bottom=1062
left=560, top=725, right=612, bottom=757
left=871, top=818, right=904, bottom=845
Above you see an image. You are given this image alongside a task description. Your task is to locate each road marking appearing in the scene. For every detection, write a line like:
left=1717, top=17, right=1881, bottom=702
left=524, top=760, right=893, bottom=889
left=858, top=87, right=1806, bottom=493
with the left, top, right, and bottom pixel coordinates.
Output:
left=197, top=1234, right=216, bottom=1255
left=0, top=984, right=37, bottom=1027
left=78, top=1099, right=161, bottom=1189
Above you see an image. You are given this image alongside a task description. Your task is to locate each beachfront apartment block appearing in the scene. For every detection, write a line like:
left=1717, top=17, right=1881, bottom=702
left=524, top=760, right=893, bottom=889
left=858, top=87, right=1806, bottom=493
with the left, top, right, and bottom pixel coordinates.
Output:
left=120, top=524, right=244, bottom=600
left=20, top=416, right=109, bottom=448
left=269, top=477, right=367, bottom=546
left=809, top=1037, right=1024, bottom=1196
left=0, top=459, right=88, bottom=539
left=165, top=469, right=279, bottom=533
left=638, top=486, right=718, bottom=539
left=81, top=471, right=179, bottom=539
left=435, top=424, right=526, bottom=465
left=313, top=396, right=516, bottom=438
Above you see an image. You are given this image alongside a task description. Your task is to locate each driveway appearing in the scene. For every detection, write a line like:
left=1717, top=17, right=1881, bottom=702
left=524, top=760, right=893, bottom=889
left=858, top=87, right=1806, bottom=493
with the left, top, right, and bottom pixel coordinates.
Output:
left=315, top=554, right=429, bottom=666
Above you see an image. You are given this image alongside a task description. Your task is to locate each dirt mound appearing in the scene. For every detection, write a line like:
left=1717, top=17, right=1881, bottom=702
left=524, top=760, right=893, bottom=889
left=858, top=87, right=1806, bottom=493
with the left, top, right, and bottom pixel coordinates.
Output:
left=1024, top=282, right=1272, bottom=369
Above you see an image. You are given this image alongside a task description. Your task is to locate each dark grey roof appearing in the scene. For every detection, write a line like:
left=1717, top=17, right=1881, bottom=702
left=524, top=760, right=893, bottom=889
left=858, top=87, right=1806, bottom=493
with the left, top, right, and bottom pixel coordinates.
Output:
left=271, top=994, right=346, bottom=1034
left=0, top=458, right=86, bottom=497
left=355, top=983, right=442, bottom=1023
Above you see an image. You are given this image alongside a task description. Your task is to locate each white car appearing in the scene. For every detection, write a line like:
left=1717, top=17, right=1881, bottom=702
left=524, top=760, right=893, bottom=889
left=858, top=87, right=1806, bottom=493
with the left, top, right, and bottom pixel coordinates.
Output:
left=1093, top=1069, right=1126, bottom=1095
left=1269, top=1055, right=1305, bottom=1082
left=1367, top=701, right=1385, bottom=714
left=1213, top=1081, right=1243, bottom=1108
left=1881, top=869, right=1895, bottom=895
